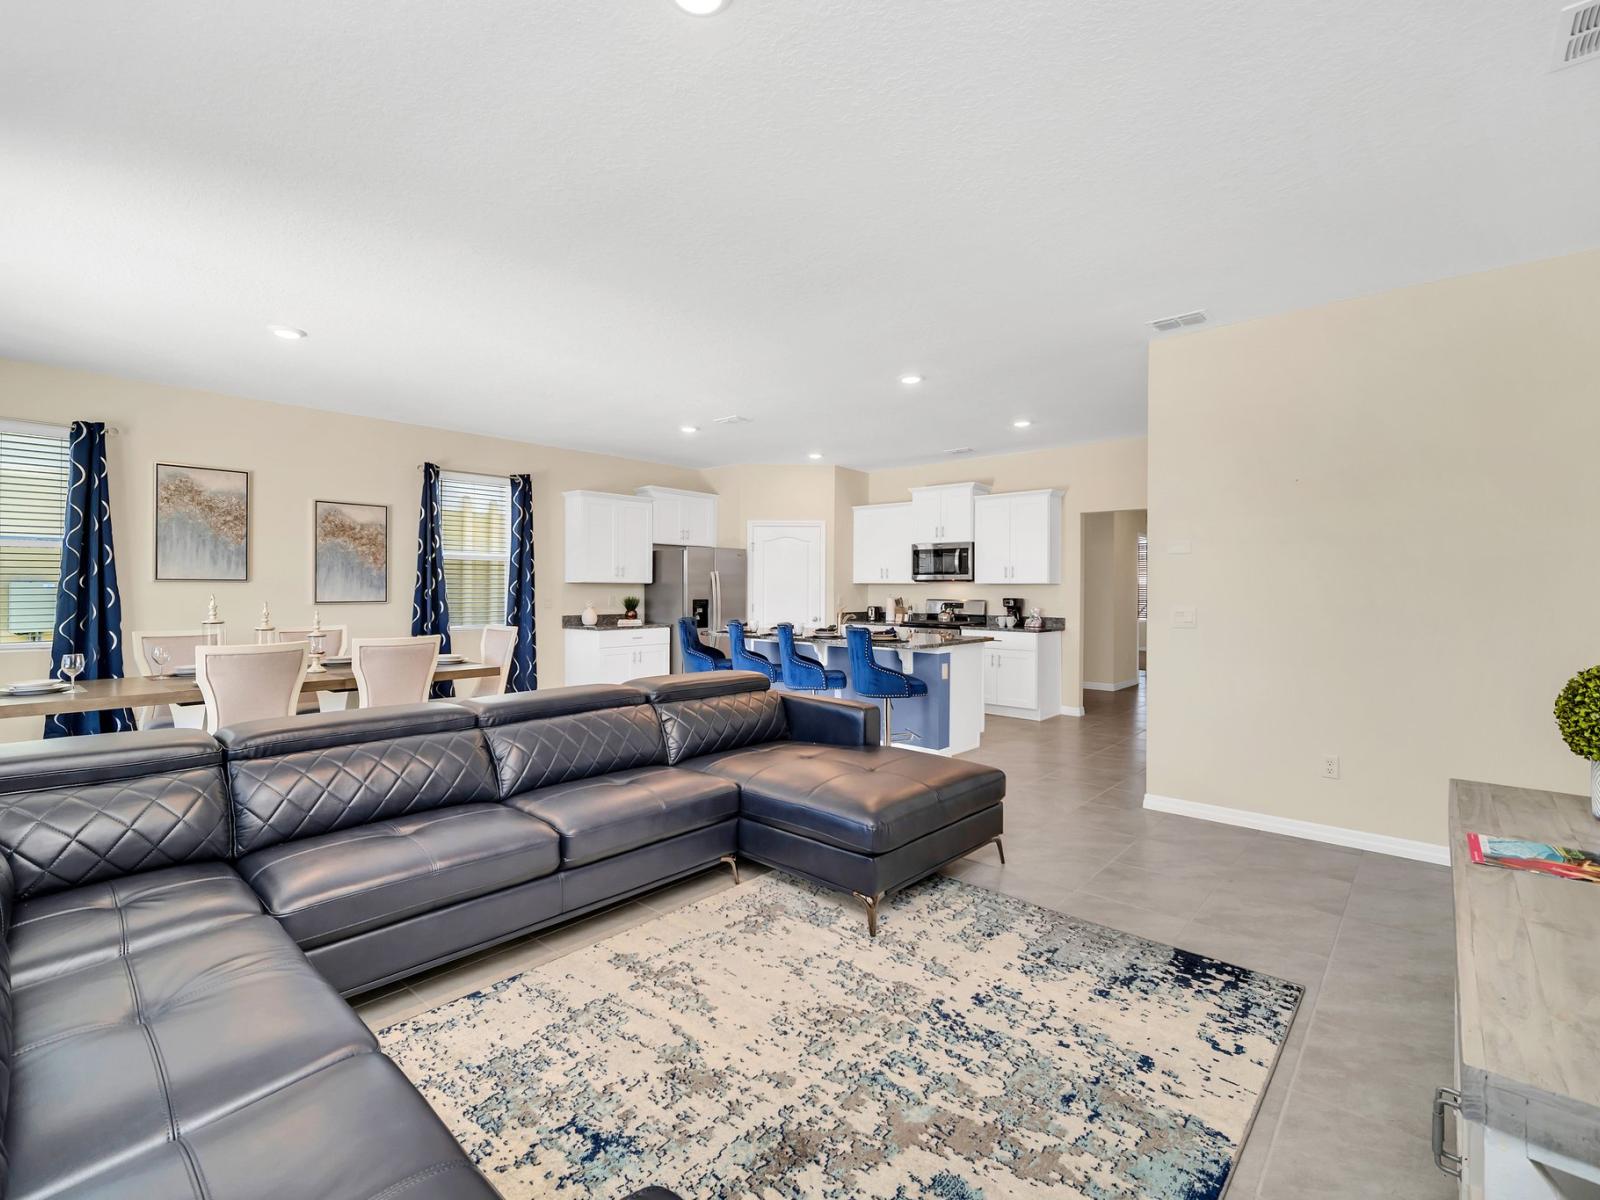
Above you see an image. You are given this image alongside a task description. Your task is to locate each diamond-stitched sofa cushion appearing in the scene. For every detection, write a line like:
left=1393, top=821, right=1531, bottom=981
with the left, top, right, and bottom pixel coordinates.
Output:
left=218, top=705, right=499, bottom=855
left=477, top=704, right=666, bottom=796
left=652, top=690, right=790, bottom=764
left=0, top=731, right=229, bottom=901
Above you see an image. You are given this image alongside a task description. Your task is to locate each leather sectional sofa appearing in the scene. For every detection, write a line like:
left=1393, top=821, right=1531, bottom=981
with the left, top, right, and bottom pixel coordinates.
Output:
left=0, top=671, right=1004, bottom=1198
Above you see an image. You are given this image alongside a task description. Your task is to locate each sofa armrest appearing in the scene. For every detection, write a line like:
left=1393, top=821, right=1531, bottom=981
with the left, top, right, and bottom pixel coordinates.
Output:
left=780, top=693, right=880, bottom=747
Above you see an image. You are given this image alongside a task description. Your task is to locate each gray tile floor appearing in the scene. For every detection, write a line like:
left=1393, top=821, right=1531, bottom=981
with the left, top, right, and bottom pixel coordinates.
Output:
left=357, top=680, right=1456, bottom=1199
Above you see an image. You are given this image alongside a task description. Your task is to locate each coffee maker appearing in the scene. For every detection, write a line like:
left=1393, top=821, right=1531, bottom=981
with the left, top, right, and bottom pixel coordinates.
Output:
left=1001, top=597, right=1025, bottom=626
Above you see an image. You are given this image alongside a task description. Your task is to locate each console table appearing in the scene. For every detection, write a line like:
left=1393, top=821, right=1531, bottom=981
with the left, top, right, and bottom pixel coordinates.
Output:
left=1447, top=779, right=1600, bottom=1197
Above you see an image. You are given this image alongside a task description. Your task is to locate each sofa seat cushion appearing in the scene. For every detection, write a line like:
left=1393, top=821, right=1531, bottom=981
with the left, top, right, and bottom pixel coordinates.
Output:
left=7, top=914, right=374, bottom=1200
left=237, top=802, right=561, bottom=948
left=506, top=766, right=739, bottom=868
left=687, top=742, right=1005, bottom=855
left=9, top=862, right=262, bottom=989
left=53, top=1052, right=499, bottom=1200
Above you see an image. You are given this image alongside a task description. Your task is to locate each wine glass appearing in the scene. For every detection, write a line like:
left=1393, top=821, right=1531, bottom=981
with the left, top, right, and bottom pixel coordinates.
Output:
left=60, top=653, right=85, bottom=692
left=148, top=645, right=171, bottom=677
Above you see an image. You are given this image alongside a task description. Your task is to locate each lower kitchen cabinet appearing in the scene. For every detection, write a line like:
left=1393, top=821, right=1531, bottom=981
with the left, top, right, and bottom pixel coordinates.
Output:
left=564, top=626, right=670, bottom=686
left=980, top=630, right=1063, bottom=721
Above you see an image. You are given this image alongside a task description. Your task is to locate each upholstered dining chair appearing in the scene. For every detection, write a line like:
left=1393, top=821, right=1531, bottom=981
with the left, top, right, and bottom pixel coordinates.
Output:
left=275, top=624, right=350, bottom=713
left=351, top=635, right=440, bottom=709
left=128, top=629, right=210, bottom=730
left=725, top=619, right=780, bottom=681
left=775, top=623, right=846, bottom=694
left=676, top=617, right=731, bottom=672
left=451, top=625, right=518, bottom=699
left=193, top=642, right=310, bottom=734
left=845, top=626, right=927, bottom=745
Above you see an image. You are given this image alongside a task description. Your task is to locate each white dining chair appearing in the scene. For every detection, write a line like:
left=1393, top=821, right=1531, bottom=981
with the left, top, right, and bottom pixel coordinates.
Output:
left=275, top=625, right=350, bottom=713
left=128, top=629, right=210, bottom=730
left=193, top=642, right=310, bottom=734
left=452, top=625, right=518, bottom=699
left=351, top=635, right=440, bottom=709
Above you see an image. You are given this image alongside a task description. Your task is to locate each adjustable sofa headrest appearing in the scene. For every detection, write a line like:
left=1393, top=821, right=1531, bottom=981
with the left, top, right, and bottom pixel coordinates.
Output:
left=460, top=684, right=646, bottom=727
left=0, top=730, right=221, bottom=795
left=215, top=703, right=476, bottom=760
left=629, top=672, right=771, bottom=704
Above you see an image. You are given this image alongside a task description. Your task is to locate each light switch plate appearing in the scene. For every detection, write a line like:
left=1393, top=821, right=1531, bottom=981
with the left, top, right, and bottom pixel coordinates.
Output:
left=1171, top=607, right=1197, bottom=628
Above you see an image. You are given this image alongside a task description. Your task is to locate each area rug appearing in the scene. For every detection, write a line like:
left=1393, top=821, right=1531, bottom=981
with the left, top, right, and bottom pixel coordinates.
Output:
left=379, top=874, right=1301, bottom=1199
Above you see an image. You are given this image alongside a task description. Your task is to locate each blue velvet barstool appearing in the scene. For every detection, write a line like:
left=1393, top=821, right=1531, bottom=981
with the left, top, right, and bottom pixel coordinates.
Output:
left=774, top=623, right=846, bottom=694
left=676, top=618, right=731, bottom=672
left=845, top=625, right=927, bottom=746
left=726, top=619, right=781, bottom=681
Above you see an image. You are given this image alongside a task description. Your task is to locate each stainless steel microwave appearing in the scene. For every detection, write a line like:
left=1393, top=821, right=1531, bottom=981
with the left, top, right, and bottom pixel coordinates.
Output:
left=911, top=542, right=974, bottom=582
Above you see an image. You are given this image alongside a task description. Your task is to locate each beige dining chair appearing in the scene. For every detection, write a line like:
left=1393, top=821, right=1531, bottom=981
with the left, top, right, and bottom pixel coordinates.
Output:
left=351, top=635, right=440, bottom=709
left=275, top=625, right=350, bottom=713
left=452, top=625, right=518, bottom=699
left=193, top=642, right=310, bottom=734
left=128, top=629, right=210, bottom=730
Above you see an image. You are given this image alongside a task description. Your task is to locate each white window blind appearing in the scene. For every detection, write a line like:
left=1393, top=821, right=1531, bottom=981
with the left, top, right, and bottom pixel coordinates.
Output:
left=1136, top=534, right=1148, bottom=620
left=439, top=470, right=512, bottom=629
left=0, top=422, right=70, bottom=646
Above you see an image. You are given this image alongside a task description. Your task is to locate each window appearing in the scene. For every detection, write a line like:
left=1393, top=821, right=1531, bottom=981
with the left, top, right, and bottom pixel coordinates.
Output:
left=1136, top=534, right=1148, bottom=620
left=0, top=421, right=70, bottom=647
left=440, top=470, right=512, bottom=629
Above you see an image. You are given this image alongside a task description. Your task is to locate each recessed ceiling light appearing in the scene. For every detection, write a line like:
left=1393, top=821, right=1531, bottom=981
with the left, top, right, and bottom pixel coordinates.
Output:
left=807, top=452, right=823, bottom=460
left=1012, top=419, right=1032, bottom=429
left=674, top=0, right=726, bottom=14
left=268, top=325, right=307, bottom=340
left=679, top=425, right=699, bottom=434
left=899, top=374, right=924, bottom=386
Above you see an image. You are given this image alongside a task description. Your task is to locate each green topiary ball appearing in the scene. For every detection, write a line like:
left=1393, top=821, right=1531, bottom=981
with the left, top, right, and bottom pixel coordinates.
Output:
left=1554, top=666, right=1600, bottom=762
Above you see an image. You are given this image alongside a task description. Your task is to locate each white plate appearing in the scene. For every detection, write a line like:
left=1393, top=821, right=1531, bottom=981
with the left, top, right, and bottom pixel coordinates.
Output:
left=437, top=654, right=465, bottom=664
left=3, top=679, right=71, bottom=696
left=168, top=665, right=197, bottom=677
left=323, top=656, right=352, bottom=667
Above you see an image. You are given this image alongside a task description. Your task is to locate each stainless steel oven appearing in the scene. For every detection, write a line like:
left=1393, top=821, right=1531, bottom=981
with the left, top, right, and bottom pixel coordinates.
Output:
left=911, top=542, right=974, bottom=582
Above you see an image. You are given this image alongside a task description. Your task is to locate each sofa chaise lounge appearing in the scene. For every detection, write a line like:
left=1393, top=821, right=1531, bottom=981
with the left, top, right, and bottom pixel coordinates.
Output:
left=0, top=671, right=1003, bottom=1198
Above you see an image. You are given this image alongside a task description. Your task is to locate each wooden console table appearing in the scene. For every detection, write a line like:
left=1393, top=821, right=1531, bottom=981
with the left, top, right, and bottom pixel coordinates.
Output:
left=1448, top=779, right=1600, bottom=1197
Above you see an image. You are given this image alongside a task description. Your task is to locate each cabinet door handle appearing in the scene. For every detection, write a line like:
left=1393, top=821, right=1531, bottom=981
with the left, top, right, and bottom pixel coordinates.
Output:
left=1431, top=1087, right=1463, bottom=1179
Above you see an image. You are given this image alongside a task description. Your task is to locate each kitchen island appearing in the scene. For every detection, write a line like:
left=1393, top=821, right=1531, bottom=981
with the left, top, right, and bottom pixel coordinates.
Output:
left=746, top=629, right=992, bottom=755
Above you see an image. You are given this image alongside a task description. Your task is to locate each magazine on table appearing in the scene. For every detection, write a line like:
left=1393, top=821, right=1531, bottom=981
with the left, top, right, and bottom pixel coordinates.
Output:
left=1467, top=833, right=1600, bottom=884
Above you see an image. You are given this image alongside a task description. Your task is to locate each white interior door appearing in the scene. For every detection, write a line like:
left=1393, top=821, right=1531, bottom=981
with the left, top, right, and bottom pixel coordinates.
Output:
left=748, top=521, right=825, bottom=630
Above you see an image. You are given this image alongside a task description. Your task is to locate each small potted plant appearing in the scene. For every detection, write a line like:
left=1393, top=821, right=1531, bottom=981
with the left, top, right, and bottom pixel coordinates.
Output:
left=622, top=595, right=642, bottom=623
left=1554, top=665, right=1600, bottom=820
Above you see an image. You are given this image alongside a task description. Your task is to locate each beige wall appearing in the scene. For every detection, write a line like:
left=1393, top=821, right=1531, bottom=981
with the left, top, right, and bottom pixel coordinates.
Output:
left=1081, top=508, right=1145, bottom=689
left=1148, top=249, right=1600, bottom=847
left=865, top=438, right=1149, bottom=711
left=0, top=357, right=709, bottom=740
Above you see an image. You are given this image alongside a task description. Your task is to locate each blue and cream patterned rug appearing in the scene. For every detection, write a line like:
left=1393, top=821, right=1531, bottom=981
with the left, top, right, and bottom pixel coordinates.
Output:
left=379, top=874, right=1301, bottom=1199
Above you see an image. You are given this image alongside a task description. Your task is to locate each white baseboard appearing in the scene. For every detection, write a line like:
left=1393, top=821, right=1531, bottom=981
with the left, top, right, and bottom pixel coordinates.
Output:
left=1059, top=705, right=1085, bottom=717
left=1083, top=678, right=1140, bottom=692
left=1142, top=792, right=1449, bottom=865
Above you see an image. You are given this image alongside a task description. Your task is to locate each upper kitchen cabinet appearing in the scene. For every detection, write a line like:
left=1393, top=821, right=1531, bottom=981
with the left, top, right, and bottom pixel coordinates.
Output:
left=563, top=491, right=655, bottom=582
left=973, top=489, right=1063, bottom=584
left=909, top=482, right=990, bottom=543
left=853, top=502, right=915, bottom=583
left=636, top=486, right=718, bottom=546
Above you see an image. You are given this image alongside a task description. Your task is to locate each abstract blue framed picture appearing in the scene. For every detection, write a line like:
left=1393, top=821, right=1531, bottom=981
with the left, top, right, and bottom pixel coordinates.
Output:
left=154, top=462, right=249, bottom=580
left=314, top=500, right=389, bottom=603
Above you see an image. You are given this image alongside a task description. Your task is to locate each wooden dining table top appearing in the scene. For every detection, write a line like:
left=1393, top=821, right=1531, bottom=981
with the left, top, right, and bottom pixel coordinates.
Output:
left=0, top=661, right=501, bottom=719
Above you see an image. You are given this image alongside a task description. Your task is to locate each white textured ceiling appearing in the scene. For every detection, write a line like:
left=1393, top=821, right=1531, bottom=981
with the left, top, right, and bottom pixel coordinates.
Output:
left=2, top=2, right=1597, bottom=469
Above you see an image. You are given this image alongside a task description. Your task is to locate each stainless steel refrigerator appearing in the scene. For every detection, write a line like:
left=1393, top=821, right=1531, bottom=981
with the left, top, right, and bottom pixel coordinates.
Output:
left=645, top=545, right=747, bottom=673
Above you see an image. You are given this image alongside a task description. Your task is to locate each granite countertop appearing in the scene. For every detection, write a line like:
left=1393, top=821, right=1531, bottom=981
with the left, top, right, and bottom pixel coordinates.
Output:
left=561, top=615, right=671, bottom=630
left=749, top=630, right=994, bottom=650
left=902, top=617, right=1066, bottom=634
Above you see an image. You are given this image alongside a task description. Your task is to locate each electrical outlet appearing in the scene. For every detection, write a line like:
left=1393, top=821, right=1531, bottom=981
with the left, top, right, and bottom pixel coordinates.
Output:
left=1171, top=607, right=1197, bottom=628
left=1320, top=755, right=1340, bottom=781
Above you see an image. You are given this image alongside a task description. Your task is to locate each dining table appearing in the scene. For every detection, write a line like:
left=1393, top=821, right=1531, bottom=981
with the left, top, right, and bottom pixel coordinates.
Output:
left=0, top=660, right=502, bottom=720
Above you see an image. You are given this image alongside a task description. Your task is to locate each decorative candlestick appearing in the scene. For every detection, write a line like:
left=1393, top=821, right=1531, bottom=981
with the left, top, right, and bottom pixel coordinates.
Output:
left=254, top=602, right=277, bottom=645
left=201, top=595, right=226, bottom=647
left=305, top=608, right=329, bottom=674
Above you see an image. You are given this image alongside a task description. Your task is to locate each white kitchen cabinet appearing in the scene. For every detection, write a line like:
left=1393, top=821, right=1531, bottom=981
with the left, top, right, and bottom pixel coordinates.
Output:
left=909, top=482, right=989, bottom=543
left=563, top=491, right=655, bottom=583
left=980, top=630, right=1063, bottom=721
left=564, top=626, right=671, bottom=686
left=852, top=502, right=915, bottom=583
left=635, top=486, right=718, bottom=547
left=973, top=489, right=1063, bottom=584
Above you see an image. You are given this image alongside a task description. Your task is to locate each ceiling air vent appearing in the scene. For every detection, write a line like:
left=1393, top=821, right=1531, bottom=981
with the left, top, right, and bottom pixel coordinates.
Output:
left=1148, top=309, right=1208, bottom=333
left=1553, top=0, right=1600, bottom=69
left=944, top=446, right=975, bottom=456
left=713, top=414, right=752, bottom=425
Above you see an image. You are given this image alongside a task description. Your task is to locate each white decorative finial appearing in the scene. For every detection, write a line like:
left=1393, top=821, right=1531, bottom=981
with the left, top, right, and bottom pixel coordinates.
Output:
left=207, top=594, right=218, bottom=622
left=312, top=608, right=322, bottom=632
left=260, top=601, right=271, bottom=624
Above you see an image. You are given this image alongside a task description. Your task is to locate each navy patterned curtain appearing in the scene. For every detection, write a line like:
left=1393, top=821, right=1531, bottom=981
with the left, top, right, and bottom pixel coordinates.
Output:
left=505, top=474, right=537, bottom=692
left=412, top=462, right=453, bottom=698
left=47, top=421, right=134, bottom=737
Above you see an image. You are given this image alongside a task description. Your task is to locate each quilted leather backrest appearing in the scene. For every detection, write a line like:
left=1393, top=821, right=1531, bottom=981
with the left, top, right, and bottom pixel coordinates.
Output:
left=481, top=704, right=666, bottom=798
left=654, top=690, right=789, bottom=764
left=0, top=731, right=229, bottom=901
left=222, top=710, right=499, bottom=854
